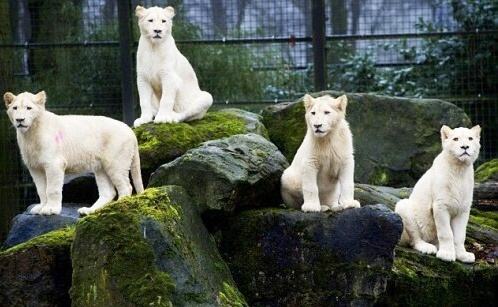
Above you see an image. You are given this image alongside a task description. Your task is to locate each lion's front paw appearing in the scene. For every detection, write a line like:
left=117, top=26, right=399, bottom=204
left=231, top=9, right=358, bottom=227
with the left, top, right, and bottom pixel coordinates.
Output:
left=414, top=241, right=437, bottom=255
left=133, top=116, right=152, bottom=127
left=436, top=248, right=456, bottom=262
left=456, top=251, right=475, bottom=263
left=30, top=204, right=45, bottom=215
left=301, top=201, right=321, bottom=212
left=154, top=112, right=182, bottom=124
left=78, top=206, right=97, bottom=216
left=34, top=203, right=62, bottom=215
left=339, top=199, right=360, bottom=209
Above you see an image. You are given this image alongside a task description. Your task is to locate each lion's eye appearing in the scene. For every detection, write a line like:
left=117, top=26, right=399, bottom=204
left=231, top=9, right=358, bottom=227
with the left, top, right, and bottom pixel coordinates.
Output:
left=469, top=137, right=473, bottom=141
left=453, top=137, right=459, bottom=141
left=162, top=19, right=166, bottom=23
left=324, top=111, right=330, bottom=115
left=311, top=111, right=316, bottom=115
left=27, top=106, right=32, bottom=110
left=13, top=106, right=17, bottom=110
left=148, top=19, right=153, bottom=22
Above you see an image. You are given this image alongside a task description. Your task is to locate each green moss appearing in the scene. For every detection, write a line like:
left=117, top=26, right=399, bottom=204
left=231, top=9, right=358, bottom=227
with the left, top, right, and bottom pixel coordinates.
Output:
left=0, top=226, right=75, bottom=256
left=71, top=188, right=180, bottom=306
left=475, top=159, right=498, bottom=183
left=381, top=247, right=498, bottom=306
left=470, top=209, right=498, bottom=230
left=369, top=167, right=390, bottom=186
left=134, top=112, right=248, bottom=175
left=219, top=282, right=248, bottom=307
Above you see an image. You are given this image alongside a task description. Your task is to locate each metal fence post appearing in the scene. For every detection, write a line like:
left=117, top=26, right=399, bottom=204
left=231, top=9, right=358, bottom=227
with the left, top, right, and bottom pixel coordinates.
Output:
left=117, top=0, right=134, bottom=126
left=312, top=0, right=326, bottom=91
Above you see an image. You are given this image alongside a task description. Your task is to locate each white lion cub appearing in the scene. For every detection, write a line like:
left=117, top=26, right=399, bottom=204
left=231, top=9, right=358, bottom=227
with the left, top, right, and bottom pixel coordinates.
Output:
left=4, top=91, right=144, bottom=216
left=133, top=5, right=213, bottom=127
left=281, top=94, right=360, bottom=212
left=395, top=125, right=481, bottom=263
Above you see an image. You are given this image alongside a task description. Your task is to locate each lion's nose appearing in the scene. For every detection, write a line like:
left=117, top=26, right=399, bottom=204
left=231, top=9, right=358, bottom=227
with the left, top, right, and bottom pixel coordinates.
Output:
left=154, top=29, right=162, bottom=33
left=461, top=145, right=469, bottom=150
left=314, top=124, right=322, bottom=129
left=16, top=118, right=25, bottom=123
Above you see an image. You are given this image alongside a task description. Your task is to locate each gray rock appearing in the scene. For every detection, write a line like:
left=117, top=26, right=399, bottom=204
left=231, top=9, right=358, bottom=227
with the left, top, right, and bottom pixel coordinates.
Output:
left=149, top=133, right=289, bottom=213
left=70, top=186, right=247, bottom=306
left=3, top=204, right=81, bottom=248
left=262, top=91, right=471, bottom=187
left=217, top=205, right=403, bottom=306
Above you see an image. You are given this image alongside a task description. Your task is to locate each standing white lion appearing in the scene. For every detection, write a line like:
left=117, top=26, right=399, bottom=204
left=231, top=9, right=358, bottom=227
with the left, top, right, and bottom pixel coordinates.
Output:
left=4, top=91, right=144, bottom=216
left=281, top=94, right=361, bottom=212
left=133, top=5, right=213, bottom=127
left=395, top=125, right=481, bottom=263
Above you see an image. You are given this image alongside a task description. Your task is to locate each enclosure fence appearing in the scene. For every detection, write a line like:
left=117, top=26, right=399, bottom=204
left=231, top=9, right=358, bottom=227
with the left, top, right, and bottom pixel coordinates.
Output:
left=0, top=0, right=497, bottom=240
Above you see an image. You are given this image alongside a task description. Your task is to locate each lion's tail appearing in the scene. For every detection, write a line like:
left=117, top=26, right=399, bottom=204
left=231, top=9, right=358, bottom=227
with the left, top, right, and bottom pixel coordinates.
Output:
left=131, top=144, right=144, bottom=194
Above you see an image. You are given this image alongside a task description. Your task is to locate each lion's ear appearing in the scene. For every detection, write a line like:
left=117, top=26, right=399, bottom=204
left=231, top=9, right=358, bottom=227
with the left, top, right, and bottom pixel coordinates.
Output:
left=440, top=125, right=452, bottom=141
left=34, top=91, right=46, bottom=106
left=164, top=6, right=175, bottom=18
left=135, top=5, right=146, bottom=19
left=335, top=95, right=348, bottom=113
left=3, top=92, right=15, bottom=108
left=303, top=94, right=314, bottom=111
left=471, top=125, right=481, bottom=138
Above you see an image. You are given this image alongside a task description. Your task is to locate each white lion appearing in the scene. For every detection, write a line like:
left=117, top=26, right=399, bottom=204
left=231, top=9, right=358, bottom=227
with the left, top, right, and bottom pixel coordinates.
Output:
left=4, top=91, right=144, bottom=216
left=133, top=5, right=213, bottom=127
left=395, top=125, right=481, bottom=263
left=281, top=94, right=361, bottom=212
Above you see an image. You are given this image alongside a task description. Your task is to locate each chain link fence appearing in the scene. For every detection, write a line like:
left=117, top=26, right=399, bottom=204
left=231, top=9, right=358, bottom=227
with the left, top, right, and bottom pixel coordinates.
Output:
left=0, top=0, right=497, bottom=241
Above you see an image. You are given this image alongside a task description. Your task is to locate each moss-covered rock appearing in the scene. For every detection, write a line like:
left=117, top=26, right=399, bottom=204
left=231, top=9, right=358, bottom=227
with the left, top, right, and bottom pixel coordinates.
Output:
left=3, top=204, right=80, bottom=248
left=217, top=205, right=403, bottom=306
left=475, top=159, right=498, bottom=183
left=149, top=134, right=289, bottom=214
left=262, top=91, right=471, bottom=187
left=0, top=227, right=75, bottom=307
left=70, top=186, right=247, bottom=307
left=134, top=109, right=267, bottom=180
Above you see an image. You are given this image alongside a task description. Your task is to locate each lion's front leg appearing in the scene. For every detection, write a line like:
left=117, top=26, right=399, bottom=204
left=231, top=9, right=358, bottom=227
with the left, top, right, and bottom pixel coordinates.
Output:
left=28, top=167, right=48, bottom=214
left=154, top=73, right=182, bottom=124
left=134, top=76, right=155, bottom=127
left=338, top=157, right=360, bottom=209
left=301, top=164, right=321, bottom=212
left=35, top=163, right=64, bottom=215
left=452, top=209, right=474, bottom=263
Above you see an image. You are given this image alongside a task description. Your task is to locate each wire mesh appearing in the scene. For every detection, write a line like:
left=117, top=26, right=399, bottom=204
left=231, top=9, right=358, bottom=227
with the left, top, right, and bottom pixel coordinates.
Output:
left=0, top=0, right=496, bottom=241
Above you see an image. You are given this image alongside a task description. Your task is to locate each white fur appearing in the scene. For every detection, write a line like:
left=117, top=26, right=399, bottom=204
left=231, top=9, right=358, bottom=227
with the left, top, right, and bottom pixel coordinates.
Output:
left=395, top=125, right=481, bottom=263
left=133, top=5, right=213, bottom=127
left=4, top=91, right=144, bottom=216
left=281, top=94, right=360, bottom=212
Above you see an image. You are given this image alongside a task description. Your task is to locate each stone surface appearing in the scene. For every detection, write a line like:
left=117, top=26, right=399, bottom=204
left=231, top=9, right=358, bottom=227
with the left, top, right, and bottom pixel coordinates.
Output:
left=70, top=186, right=247, bottom=307
left=262, top=91, right=471, bottom=187
left=134, top=109, right=268, bottom=180
left=3, top=204, right=81, bottom=248
left=217, top=205, right=403, bottom=306
left=149, top=133, right=289, bottom=214
left=475, top=159, right=498, bottom=183
left=0, top=227, right=75, bottom=307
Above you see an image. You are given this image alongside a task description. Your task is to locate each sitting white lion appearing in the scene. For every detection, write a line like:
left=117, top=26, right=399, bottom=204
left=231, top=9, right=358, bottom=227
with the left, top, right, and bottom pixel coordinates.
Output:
left=4, top=91, right=144, bottom=216
left=395, top=125, right=481, bottom=263
left=281, top=94, right=361, bottom=212
left=133, top=5, right=213, bottom=127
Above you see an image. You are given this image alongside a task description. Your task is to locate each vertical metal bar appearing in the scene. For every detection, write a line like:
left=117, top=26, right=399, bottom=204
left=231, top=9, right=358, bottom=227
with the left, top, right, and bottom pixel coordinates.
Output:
left=117, top=0, right=134, bottom=125
left=312, top=0, right=326, bottom=91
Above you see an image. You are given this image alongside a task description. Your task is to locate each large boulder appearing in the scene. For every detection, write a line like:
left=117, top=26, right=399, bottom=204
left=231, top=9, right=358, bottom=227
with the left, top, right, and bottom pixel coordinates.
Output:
left=3, top=204, right=80, bottom=248
left=262, top=91, right=471, bottom=187
left=0, top=227, right=75, bottom=307
left=134, top=109, right=268, bottom=179
left=217, top=205, right=403, bottom=306
left=70, top=186, right=247, bottom=307
left=149, top=134, right=289, bottom=214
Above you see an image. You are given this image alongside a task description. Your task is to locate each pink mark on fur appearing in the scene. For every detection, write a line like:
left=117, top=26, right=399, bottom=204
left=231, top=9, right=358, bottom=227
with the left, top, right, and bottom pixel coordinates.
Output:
left=55, top=131, right=64, bottom=144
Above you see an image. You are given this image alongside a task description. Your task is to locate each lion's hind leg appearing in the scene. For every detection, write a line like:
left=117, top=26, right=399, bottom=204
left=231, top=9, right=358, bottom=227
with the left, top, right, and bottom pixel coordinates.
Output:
left=281, top=168, right=303, bottom=209
left=78, top=170, right=116, bottom=216
left=395, top=199, right=437, bottom=254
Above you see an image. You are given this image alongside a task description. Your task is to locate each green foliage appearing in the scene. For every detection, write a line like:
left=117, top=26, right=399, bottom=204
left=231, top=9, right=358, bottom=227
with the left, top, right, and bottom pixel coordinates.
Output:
left=0, top=226, right=75, bottom=256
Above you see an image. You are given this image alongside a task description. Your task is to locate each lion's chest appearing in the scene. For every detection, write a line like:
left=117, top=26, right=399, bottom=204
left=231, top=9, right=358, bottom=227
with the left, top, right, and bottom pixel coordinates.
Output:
left=316, top=149, right=343, bottom=181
